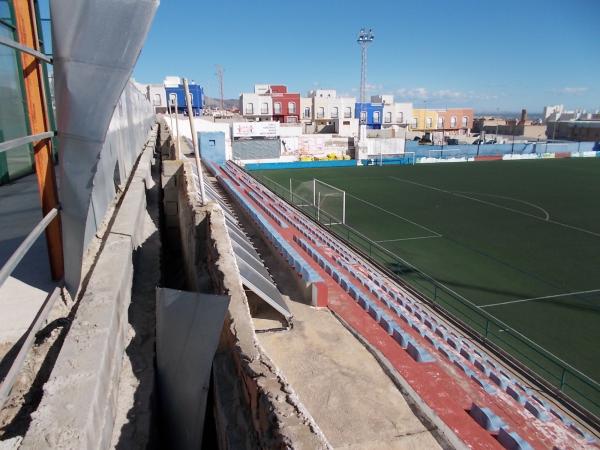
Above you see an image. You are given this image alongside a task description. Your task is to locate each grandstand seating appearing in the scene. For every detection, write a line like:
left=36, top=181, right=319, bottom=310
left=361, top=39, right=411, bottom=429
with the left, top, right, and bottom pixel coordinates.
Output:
left=215, top=160, right=595, bottom=448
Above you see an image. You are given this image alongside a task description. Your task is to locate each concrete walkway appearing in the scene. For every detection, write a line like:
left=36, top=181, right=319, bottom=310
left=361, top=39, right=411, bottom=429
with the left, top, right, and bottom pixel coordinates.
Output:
left=0, top=174, right=57, bottom=352
left=254, top=300, right=442, bottom=449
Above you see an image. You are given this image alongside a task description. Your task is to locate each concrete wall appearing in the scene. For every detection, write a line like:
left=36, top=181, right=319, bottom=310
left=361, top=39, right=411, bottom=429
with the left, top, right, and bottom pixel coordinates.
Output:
left=162, top=129, right=329, bottom=448
left=22, top=125, right=159, bottom=449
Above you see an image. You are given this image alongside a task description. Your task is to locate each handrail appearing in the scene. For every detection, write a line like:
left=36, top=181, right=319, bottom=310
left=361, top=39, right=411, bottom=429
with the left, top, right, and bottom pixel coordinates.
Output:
left=0, top=207, right=59, bottom=289
left=251, top=169, right=600, bottom=420
left=0, top=131, right=55, bottom=154
left=0, top=34, right=52, bottom=63
left=0, top=286, right=61, bottom=410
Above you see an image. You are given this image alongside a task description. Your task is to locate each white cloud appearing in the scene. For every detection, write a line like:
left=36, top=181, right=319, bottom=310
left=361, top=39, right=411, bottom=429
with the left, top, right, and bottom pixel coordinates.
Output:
left=554, top=86, right=588, bottom=95
left=395, top=87, right=498, bottom=102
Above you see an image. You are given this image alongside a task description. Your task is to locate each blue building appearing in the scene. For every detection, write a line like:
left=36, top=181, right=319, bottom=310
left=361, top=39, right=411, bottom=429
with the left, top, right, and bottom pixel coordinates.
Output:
left=165, top=83, right=204, bottom=116
left=354, top=102, right=383, bottom=129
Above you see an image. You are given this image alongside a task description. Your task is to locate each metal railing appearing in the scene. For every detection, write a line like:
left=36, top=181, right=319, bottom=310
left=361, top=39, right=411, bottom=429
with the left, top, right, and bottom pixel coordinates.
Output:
left=254, top=172, right=600, bottom=422
left=0, top=14, right=61, bottom=411
left=0, top=131, right=56, bottom=154
left=0, top=34, right=52, bottom=63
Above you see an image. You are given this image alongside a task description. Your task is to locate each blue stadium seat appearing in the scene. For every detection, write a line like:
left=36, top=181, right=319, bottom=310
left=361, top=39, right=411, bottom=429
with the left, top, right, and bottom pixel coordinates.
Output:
left=524, top=400, right=550, bottom=421
left=470, top=375, right=497, bottom=394
left=497, top=428, right=534, bottom=450
left=468, top=403, right=505, bottom=432
left=407, top=341, right=435, bottom=363
left=506, top=385, right=526, bottom=405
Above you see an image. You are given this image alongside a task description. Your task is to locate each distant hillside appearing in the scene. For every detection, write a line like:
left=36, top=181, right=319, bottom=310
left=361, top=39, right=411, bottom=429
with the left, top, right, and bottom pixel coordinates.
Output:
left=204, top=96, right=238, bottom=110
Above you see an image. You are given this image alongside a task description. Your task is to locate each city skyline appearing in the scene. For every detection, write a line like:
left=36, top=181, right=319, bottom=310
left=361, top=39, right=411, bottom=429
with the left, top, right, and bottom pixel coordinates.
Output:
left=134, top=0, right=600, bottom=112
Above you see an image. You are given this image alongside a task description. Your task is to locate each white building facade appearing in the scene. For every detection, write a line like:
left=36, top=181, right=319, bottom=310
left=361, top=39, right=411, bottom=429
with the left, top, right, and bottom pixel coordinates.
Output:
left=239, top=92, right=273, bottom=121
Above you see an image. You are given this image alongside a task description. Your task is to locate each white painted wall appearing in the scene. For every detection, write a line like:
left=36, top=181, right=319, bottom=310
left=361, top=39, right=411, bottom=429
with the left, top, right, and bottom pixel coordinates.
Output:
left=334, top=118, right=359, bottom=137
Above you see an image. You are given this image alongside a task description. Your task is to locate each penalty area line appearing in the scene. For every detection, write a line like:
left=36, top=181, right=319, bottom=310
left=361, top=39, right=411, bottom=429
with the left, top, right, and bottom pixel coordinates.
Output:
left=480, top=288, right=600, bottom=309
left=376, top=235, right=442, bottom=243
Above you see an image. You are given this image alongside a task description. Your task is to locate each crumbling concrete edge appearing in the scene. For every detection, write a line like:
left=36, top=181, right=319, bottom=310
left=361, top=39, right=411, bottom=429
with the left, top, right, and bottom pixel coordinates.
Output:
left=207, top=206, right=331, bottom=449
left=330, top=309, right=468, bottom=450
left=21, top=124, right=159, bottom=450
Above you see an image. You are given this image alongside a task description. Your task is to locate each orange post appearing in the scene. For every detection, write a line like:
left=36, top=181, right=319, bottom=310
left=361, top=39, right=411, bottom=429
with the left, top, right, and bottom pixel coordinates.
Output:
left=14, top=0, right=64, bottom=280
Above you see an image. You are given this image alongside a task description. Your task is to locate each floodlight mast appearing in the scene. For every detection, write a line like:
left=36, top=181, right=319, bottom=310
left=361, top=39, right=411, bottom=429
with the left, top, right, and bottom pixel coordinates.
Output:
left=357, top=28, right=374, bottom=141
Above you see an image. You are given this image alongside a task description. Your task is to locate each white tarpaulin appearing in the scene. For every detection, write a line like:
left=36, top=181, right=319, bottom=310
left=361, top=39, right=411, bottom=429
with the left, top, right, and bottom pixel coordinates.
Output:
left=51, top=0, right=158, bottom=293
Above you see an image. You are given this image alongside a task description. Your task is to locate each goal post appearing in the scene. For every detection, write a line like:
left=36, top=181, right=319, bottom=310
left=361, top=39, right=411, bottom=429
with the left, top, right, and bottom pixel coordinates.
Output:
left=314, top=179, right=346, bottom=225
left=428, top=148, right=462, bottom=159
left=289, top=178, right=346, bottom=225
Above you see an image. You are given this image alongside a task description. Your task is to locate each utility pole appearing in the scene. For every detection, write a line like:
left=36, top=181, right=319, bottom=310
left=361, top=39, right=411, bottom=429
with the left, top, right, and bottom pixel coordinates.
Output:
left=183, top=78, right=206, bottom=204
left=215, top=65, right=224, bottom=110
left=357, top=28, right=374, bottom=142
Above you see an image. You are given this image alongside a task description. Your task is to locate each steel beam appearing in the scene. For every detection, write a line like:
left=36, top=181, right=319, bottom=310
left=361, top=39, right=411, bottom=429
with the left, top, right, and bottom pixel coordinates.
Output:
left=14, top=0, right=63, bottom=280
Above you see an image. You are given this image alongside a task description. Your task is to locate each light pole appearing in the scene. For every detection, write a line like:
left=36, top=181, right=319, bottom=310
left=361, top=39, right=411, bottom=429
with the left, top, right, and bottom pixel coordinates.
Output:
left=495, top=107, right=499, bottom=143
left=357, top=28, right=374, bottom=142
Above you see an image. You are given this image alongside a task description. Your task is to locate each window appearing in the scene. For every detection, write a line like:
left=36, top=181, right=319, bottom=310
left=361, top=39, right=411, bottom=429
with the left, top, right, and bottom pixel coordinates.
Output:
left=273, top=102, right=281, bottom=114
left=286, top=116, right=298, bottom=123
left=331, top=107, right=339, bottom=119
left=385, top=112, right=392, bottom=123
left=344, top=106, right=352, bottom=118
left=360, top=111, right=367, bottom=123
left=426, top=117, right=432, bottom=128
left=438, top=116, right=444, bottom=128
left=153, top=94, right=162, bottom=106
left=261, top=102, right=269, bottom=114
left=450, top=116, right=457, bottom=128
left=373, top=111, right=381, bottom=123
left=412, top=117, right=418, bottom=128
left=209, top=139, right=216, bottom=146
left=397, top=112, right=404, bottom=123
left=246, top=103, right=254, bottom=114
left=317, top=107, right=325, bottom=118
left=288, top=102, right=296, bottom=114
left=462, top=116, right=468, bottom=128
left=304, top=107, right=311, bottom=118
left=169, top=94, right=177, bottom=107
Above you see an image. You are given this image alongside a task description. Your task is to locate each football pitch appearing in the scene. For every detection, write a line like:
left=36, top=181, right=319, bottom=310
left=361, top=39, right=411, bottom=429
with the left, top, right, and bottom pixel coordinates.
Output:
left=253, top=158, right=600, bottom=413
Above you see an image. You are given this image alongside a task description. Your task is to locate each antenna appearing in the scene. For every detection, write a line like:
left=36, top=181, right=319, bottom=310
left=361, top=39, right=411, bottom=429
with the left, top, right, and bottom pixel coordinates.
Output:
left=215, top=65, right=224, bottom=110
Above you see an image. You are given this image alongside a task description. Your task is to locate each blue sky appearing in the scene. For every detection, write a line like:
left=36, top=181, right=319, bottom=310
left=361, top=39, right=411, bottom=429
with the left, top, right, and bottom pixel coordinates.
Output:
left=134, top=0, right=600, bottom=112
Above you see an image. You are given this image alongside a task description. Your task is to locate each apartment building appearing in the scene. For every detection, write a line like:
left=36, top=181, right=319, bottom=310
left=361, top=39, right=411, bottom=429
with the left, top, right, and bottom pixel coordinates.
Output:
left=270, top=85, right=300, bottom=124
left=371, top=95, right=412, bottom=128
left=309, top=89, right=356, bottom=132
left=410, top=108, right=473, bottom=134
left=239, top=84, right=300, bottom=123
left=240, top=93, right=272, bottom=121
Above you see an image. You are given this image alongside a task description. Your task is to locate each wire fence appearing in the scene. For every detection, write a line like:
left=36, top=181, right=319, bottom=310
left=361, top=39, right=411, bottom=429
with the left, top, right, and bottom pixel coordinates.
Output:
left=254, top=172, right=600, bottom=420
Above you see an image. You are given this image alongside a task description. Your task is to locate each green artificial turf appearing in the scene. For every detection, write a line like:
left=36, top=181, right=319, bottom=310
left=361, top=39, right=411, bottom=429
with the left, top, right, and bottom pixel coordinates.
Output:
left=253, top=158, right=600, bottom=413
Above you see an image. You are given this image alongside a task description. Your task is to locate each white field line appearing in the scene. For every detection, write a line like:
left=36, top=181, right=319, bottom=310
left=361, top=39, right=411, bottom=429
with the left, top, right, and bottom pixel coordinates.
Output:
left=376, top=235, right=443, bottom=243
left=480, top=288, right=600, bottom=309
left=342, top=191, right=443, bottom=237
left=455, top=191, right=550, bottom=221
left=388, top=176, right=600, bottom=239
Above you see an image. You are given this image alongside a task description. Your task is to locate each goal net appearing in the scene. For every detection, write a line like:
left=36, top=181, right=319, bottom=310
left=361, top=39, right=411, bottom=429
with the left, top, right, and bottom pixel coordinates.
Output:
left=375, top=152, right=416, bottom=166
left=289, top=178, right=346, bottom=225
left=428, top=148, right=463, bottom=160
